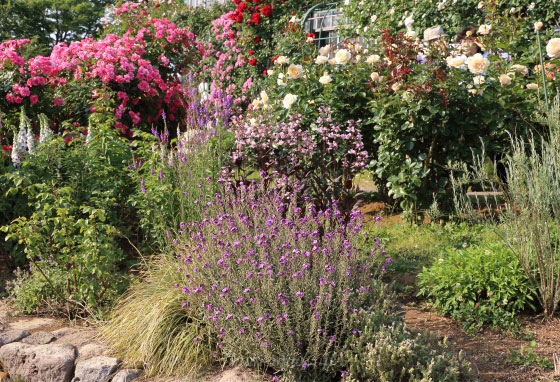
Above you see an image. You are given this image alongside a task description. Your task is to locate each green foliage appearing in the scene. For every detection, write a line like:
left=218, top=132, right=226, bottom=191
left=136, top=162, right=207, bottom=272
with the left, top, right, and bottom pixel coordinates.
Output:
left=340, top=319, right=473, bottom=382
left=1, top=114, right=138, bottom=316
left=341, top=0, right=559, bottom=54
left=417, top=244, right=536, bottom=332
left=130, top=124, right=233, bottom=249
left=508, top=340, right=554, bottom=370
left=452, top=95, right=560, bottom=318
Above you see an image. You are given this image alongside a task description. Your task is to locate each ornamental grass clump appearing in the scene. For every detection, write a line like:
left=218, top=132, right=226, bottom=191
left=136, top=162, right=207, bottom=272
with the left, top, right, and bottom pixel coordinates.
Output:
left=173, top=181, right=396, bottom=381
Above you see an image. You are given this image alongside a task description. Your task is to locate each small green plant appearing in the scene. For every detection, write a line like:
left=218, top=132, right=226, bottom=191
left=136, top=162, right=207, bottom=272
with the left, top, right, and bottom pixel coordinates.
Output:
left=417, top=244, right=537, bottom=332
left=340, top=319, right=473, bottom=382
left=508, top=341, right=554, bottom=370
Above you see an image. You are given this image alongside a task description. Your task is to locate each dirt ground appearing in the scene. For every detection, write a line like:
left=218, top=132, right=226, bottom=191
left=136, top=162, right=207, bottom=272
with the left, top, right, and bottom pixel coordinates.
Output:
left=404, top=304, right=560, bottom=382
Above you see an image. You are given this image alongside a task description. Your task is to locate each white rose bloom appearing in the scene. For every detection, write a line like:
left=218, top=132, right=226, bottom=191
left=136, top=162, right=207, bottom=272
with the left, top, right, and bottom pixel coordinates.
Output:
left=546, top=38, right=560, bottom=58
left=370, top=72, right=380, bottom=81
left=287, top=64, right=304, bottom=79
left=315, top=55, right=328, bottom=64
left=367, top=54, right=381, bottom=65
left=328, top=58, right=337, bottom=65
left=266, top=69, right=274, bottom=76
left=477, top=1, right=484, bottom=9
left=252, top=99, right=261, bottom=108
left=473, top=75, right=486, bottom=85
left=282, top=94, right=298, bottom=109
left=370, top=14, right=377, bottom=23
left=534, top=21, right=543, bottom=32
left=260, top=90, right=269, bottom=104
left=477, top=24, right=491, bottom=35
left=447, top=55, right=466, bottom=68
left=499, top=74, right=512, bottom=86
left=404, top=16, right=414, bottom=29
left=405, top=30, right=417, bottom=39
left=319, top=45, right=331, bottom=56
left=466, top=53, right=491, bottom=74
left=528, top=2, right=536, bottom=11
left=509, top=7, right=516, bottom=13
left=319, top=73, right=332, bottom=85
left=391, top=82, right=402, bottom=92
left=511, top=64, right=528, bottom=75
left=275, top=56, right=289, bottom=65
left=526, top=83, right=539, bottom=89
left=335, top=49, right=352, bottom=65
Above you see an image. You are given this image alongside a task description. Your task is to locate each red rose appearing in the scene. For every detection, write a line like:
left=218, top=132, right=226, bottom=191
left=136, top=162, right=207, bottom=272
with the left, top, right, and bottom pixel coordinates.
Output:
left=248, top=50, right=254, bottom=55
left=155, top=3, right=160, bottom=7
left=235, top=13, right=243, bottom=23
left=251, top=12, right=261, bottom=24
left=262, top=5, right=272, bottom=17
left=306, top=33, right=315, bottom=40
left=233, top=0, right=241, bottom=4
left=254, top=36, right=262, bottom=43
left=272, top=55, right=279, bottom=62
left=249, top=58, right=257, bottom=66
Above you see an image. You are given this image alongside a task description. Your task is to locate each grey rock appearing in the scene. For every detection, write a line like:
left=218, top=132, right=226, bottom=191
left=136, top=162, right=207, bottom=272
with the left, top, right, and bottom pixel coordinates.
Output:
left=22, top=331, right=56, bottom=345
left=111, top=369, right=142, bottom=382
left=51, top=327, right=78, bottom=338
left=0, top=330, right=29, bottom=347
left=71, top=356, right=121, bottom=382
left=0, top=342, right=77, bottom=382
left=78, top=343, right=106, bottom=360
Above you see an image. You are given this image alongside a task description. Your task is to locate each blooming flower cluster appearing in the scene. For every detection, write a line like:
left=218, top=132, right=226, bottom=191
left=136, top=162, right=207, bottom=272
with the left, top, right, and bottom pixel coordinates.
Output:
left=172, top=181, right=389, bottom=379
left=231, top=107, right=368, bottom=214
left=1, top=3, right=197, bottom=134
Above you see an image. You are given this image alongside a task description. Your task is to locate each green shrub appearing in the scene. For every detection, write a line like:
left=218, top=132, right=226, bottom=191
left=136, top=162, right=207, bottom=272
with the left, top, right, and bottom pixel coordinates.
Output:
left=340, top=319, right=472, bottom=382
left=417, top=244, right=536, bottom=331
left=2, top=112, right=138, bottom=317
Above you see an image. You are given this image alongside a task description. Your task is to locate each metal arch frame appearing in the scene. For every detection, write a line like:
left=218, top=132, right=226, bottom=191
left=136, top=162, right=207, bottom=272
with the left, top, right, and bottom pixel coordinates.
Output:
left=301, top=2, right=343, bottom=49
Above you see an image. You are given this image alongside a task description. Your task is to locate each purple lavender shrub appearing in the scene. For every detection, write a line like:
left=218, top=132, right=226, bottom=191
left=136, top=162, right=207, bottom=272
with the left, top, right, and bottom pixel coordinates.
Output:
left=172, top=181, right=395, bottom=381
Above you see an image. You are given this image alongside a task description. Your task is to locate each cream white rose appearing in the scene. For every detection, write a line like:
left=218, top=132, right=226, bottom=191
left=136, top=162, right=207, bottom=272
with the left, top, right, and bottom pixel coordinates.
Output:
left=534, top=21, right=543, bottom=32
left=367, top=54, right=380, bottom=65
left=266, top=69, right=274, bottom=76
left=446, top=55, right=466, bottom=68
left=546, top=38, right=560, bottom=58
left=287, top=64, right=304, bottom=79
left=315, top=55, right=328, bottom=65
left=473, top=75, right=486, bottom=85
left=282, top=94, right=298, bottom=109
left=405, top=30, right=417, bottom=39
left=511, top=64, right=528, bottom=75
left=334, top=49, right=352, bottom=65
left=391, top=82, right=402, bottom=92
left=251, top=99, right=261, bottom=108
left=370, top=72, right=380, bottom=81
left=466, top=53, right=490, bottom=74
left=528, top=2, right=536, bottom=11
left=275, top=56, right=289, bottom=65
left=527, top=83, right=539, bottom=89
left=319, top=45, right=331, bottom=56
left=260, top=90, right=269, bottom=105
left=319, top=73, right=332, bottom=85
left=499, top=74, right=512, bottom=86
left=477, top=24, right=491, bottom=35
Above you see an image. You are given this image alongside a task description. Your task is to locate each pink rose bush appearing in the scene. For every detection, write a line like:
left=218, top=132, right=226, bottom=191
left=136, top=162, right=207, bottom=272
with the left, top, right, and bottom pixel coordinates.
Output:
left=1, top=2, right=197, bottom=136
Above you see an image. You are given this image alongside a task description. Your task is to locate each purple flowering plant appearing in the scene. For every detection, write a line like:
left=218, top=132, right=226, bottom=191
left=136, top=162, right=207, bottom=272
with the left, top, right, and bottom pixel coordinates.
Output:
left=129, top=82, right=235, bottom=247
left=172, top=181, right=395, bottom=380
left=229, top=106, right=369, bottom=218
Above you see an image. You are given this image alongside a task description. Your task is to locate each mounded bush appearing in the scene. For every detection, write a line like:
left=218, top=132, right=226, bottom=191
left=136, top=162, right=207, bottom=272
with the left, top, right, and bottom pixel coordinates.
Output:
left=417, top=244, right=537, bottom=331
